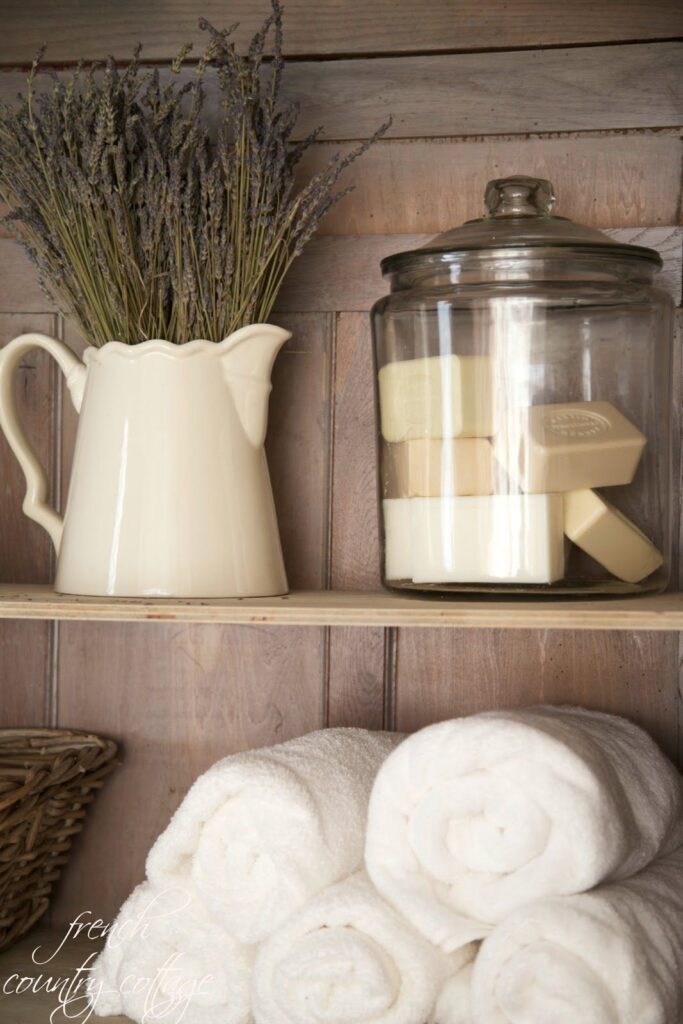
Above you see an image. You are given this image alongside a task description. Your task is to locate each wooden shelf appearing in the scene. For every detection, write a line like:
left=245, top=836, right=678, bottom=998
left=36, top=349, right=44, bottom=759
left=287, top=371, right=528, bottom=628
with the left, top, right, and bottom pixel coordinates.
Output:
left=0, top=584, right=682, bottom=630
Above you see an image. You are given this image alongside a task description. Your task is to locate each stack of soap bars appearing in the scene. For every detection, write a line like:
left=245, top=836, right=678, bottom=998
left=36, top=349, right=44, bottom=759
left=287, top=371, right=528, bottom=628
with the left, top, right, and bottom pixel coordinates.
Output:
left=380, top=354, right=662, bottom=586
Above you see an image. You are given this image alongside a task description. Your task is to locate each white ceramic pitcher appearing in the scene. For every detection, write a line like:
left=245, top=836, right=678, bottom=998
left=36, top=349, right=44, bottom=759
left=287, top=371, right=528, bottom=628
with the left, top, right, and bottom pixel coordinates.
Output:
left=0, top=326, right=291, bottom=597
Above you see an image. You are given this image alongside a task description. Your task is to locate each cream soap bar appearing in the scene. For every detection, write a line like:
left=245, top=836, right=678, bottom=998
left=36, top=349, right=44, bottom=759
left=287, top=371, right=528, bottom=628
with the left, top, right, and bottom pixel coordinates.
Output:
left=495, top=400, right=646, bottom=493
left=564, top=490, right=662, bottom=583
left=410, top=495, right=565, bottom=584
left=378, top=355, right=494, bottom=442
left=383, top=498, right=413, bottom=580
left=384, top=496, right=565, bottom=584
left=384, top=438, right=494, bottom=497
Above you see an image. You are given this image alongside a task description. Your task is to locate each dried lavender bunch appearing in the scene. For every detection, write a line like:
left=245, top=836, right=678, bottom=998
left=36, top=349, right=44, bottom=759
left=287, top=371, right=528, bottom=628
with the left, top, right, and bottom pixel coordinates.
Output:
left=0, top=2, right=388, bottom=346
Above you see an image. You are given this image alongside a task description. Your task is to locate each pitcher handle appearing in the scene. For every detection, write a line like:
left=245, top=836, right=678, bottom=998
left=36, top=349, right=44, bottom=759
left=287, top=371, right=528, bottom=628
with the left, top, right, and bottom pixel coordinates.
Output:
left=0, top=333, right=87, bottom=554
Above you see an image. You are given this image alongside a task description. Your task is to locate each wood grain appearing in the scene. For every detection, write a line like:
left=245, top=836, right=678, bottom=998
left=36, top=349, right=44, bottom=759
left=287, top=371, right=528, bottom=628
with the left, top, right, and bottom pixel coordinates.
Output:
left=277, top=227, right=683, bottom=313
left=1, top=586, right=683, bottom=629
left=267, top=313, right=333, bottom=589
left=299, top=133, right=683, bottom=234
left=1, top=1, right=681, bottom=63
left=2, top=226, right=680, bottom=319
left=1, top=42, right=680, bottom=142
left=330, top=314, right=382, bottom=594
left=52, top=621, right=326, bottom=925
left=0, top=315, right=59, bottom=583
left=393, top=629, right=681, bottom=762
left=0, top=621, right=50, bottom=726
left=0, top=315, right=59, bottom=732
left=277, top=43, right=683, bottom=140
left=327, top=312, right=385, bottom=728
left=0, top=243, right=56, bottom=311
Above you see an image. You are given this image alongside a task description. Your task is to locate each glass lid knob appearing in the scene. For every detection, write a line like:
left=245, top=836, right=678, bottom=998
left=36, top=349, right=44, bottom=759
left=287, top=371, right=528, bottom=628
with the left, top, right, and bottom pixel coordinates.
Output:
left=484, top=175, right=556, bottom=218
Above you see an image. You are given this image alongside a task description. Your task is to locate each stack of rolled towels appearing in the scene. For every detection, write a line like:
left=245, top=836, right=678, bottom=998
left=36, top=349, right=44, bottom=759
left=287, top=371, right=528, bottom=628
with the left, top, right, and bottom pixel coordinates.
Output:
left=89, top=707, right=683, bottom=1024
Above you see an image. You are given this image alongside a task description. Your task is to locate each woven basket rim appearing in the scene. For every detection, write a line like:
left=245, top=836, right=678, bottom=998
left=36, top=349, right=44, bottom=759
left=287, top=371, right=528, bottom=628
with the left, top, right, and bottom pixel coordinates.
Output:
left=0, top=728, right=118, bottom=757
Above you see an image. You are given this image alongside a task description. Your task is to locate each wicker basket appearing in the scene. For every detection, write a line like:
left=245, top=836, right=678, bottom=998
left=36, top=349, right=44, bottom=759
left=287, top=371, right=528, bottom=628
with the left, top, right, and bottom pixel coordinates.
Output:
left=0, top=728, right=118, bottom=952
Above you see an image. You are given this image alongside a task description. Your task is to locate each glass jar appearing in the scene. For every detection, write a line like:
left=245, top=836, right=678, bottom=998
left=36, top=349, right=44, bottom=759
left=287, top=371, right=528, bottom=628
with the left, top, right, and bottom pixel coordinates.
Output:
left=372, top=176, right=673, bottom=596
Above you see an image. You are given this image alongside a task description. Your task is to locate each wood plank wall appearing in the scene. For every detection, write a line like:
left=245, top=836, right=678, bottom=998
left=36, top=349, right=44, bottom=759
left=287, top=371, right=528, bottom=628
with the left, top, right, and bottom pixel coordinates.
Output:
left=0, top=3, right=681, bottom=925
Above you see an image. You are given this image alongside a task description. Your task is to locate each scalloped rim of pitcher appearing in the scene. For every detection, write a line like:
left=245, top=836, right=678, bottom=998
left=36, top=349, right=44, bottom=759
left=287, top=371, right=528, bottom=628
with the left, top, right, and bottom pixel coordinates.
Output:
left=82, top=327, right=290, bottom=364
left=83, top=339, right=215, bottom=364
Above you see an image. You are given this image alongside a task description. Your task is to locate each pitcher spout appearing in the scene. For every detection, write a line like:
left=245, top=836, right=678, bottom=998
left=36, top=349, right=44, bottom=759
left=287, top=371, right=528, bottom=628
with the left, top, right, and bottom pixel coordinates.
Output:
left=220, top=323, right=291, bottom=447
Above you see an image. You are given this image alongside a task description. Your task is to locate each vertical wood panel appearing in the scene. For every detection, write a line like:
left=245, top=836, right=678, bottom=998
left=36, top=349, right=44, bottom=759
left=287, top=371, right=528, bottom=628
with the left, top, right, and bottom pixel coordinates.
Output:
left=52, top=622, right=325, bottom=925
left=327, top=312, right=386, bottom=728
left=330, top=313, right=381, bottom=592
left=0, top=621, right=50, bottom=727
left=0, top=314, right=58, bottom=583
left=267, top=313, right=333, bottom=590
left=0, top=314, right=59, bottom=729
left=394, top=629, right=680, bottom=762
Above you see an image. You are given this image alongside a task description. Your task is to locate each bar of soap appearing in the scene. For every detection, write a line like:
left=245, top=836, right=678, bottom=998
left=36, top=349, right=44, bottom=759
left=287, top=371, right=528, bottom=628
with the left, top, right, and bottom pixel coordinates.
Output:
left=378, top=355, right=494, bottom=442
left=383, top=498, right=413, bottom=580
left=564, top=490, right=663, bottom=583
left=384, top=438, right=494, bottom=497
left=383, top=495, right=565, bottom=584
left=495, top=401, right=646, bottom=493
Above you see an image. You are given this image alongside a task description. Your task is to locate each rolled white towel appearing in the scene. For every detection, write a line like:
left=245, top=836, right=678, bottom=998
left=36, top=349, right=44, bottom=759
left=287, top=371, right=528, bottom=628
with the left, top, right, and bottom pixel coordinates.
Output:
left=147, top=728, right=402, bottom=944
left=253, top=872, right=473, bottom=1024
left=88, top=881, right=252, bottom=1024
left=365, top=707, right=683, bottom=950
left=471, top=844, right=683, bottom=1024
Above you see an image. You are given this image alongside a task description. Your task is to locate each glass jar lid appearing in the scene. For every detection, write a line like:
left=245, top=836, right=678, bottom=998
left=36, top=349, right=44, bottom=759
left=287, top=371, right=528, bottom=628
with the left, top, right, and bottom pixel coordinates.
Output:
left=381, top=175, right=662, bottom=274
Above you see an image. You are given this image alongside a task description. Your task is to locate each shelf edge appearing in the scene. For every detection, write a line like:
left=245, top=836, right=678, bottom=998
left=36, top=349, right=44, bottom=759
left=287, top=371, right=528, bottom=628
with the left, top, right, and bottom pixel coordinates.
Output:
left=0, top=586, right=681, bottom=630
